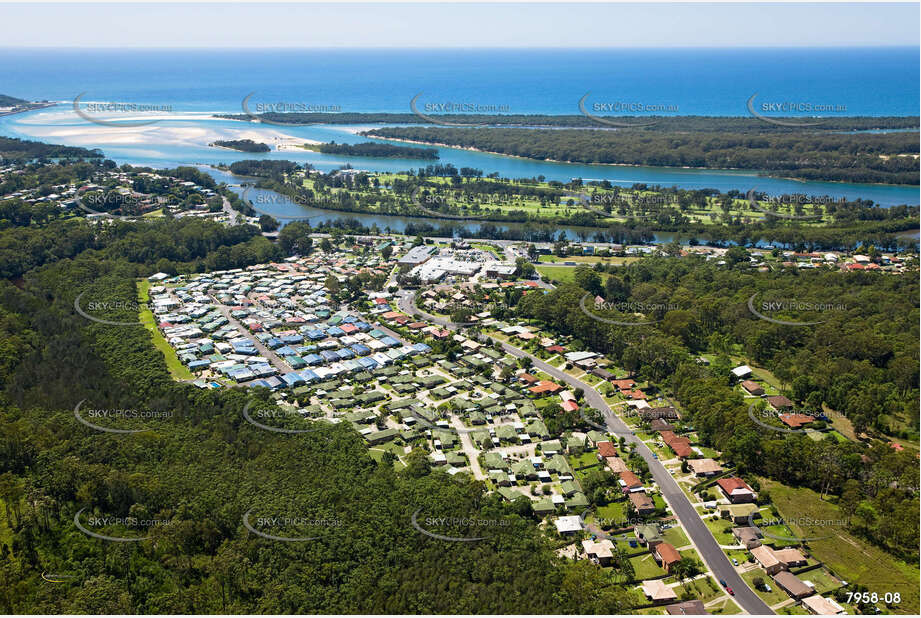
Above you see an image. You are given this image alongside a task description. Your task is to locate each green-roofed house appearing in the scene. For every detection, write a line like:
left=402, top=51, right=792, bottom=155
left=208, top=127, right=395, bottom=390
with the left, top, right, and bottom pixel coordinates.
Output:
left=365, top=428, right=399, bottom=445
left=587, top=430, right=608, bottom=446
left=496, top=424, right=518, bottom=443
left=635, top=523, right=663, bottom=546
left=540, top=439, right=563, bottom=455
left=489, top=469, right=510, bottom=486
left=532, top=498, right=556, bottom=516
left=566, top=492, right=590, bottom=509
left=720, top=503, right=761, bottom=524
left=527, top=419, right=550, bottom=440
left=483, top=452, right=508, bottom=471
left=512, top=459, right=537, bottom=481
left=547, top=454, right=573, bottom=476
left=561, top=480, right=581, bottom=497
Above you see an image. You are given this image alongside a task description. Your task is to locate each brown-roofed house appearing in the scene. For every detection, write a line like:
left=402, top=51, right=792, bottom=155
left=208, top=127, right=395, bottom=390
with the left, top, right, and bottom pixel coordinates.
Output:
left=774, top=548, right=807, bottom=568
left=687, top=458, right=723, bottom=477
left=773, top=571, right=815, bottom=599
left=620, top=470, right=643, bottom=491
left=767, top=395, right=794, bottom=410
left=653, top=542, right=682, bottom=572
left=661, top=432, right=693, bottom=459
left=741, top=380, right=765, bottom=396
left=628, top=491, right=656, bottom=516
left=779, top=413, right=815, bottom=429
left=731, top=526, right=763, bottom=549
left=802, top=594, right=846, bottom=615
left=518, top=373, right=539, bottom=385
left=650, top=418, right=675, bottom=432
left=611, top=378, right=636, bottom=391
left=716, top=477, right=757, bottom=503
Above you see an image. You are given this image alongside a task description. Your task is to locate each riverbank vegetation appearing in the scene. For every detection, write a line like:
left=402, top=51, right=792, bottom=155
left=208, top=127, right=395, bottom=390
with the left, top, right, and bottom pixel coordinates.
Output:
left=362, top=126, right=920, bottom=185
left=230, top=160, right=918, bottom=251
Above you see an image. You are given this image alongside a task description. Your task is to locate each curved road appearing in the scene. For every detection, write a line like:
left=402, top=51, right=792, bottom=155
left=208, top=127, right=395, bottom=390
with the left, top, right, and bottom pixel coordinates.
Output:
left=398, top=290, right=772, bottom=615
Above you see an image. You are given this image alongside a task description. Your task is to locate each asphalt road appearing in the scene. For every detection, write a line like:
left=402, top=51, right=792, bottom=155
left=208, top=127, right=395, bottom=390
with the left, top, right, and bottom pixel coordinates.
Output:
left=397, top=290, right=772, bottom=615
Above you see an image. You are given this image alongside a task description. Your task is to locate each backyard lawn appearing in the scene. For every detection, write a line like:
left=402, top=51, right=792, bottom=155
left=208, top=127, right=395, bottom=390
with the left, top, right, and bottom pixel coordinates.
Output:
left=629, top=554, right=667, bottom=579
left=742, top=569, right=790, bottom=607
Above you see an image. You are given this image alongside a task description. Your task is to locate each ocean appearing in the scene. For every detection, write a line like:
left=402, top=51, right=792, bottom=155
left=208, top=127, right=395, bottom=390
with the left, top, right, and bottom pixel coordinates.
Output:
left=0, top=47, right=918, bottom=206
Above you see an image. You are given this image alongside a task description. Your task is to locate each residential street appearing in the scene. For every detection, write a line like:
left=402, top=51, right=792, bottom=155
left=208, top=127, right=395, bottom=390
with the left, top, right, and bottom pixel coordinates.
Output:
left=397, top=289, right=772, bottom=615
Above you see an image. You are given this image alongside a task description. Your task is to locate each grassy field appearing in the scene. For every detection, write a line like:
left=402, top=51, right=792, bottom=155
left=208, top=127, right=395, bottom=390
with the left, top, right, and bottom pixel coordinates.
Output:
left=137, top=280, right=194, bottom=380
left=536, top=264, right=614, bottom=284
left=761, top=478, right=919, bottom=614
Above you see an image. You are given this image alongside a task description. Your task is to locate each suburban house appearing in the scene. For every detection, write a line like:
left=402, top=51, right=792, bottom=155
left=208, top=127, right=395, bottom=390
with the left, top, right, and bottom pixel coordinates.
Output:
left=731, top=365, right=753, bottom=379
left=629, top=491, right=656, bottom=516
left=553, top=515, right=583, bottom=535
left=597, top=441, right=617, bottom=458
left=582, top=538, right=615, bottom=566
left=688, top=458, right=724, bottom=477
left=619, top=470, right=644, bottom=492
left=719, top=503, right=760, bottom=524
left=779, top=413, right=816, bottom=429
left=802, top=595, right=846, bottom=615
left=635, top=523, right=663, bottom=547
left=652, top=542, right=682, bottom=572
left=660, top=431, right=693, bottom=458
left=772, top=571, right=816, bottom=599
left=641, top=579, right=678, bottom=602
left=740, top=380, right=765, bottom=396
left=731, top=526, right=763, bottom=549
left=767, top=395, right=795, bottom=410
left=750, top=545, right=807, bottom=574
left=716, top=477, right=757, bottom=503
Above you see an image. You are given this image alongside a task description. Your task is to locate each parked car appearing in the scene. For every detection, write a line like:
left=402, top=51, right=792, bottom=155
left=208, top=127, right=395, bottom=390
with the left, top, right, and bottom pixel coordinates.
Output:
left=719, top=580, right=727, bottom=588
left=727, top=587, right=734, bottom=596
left=732, top=558, right=739, bottom=566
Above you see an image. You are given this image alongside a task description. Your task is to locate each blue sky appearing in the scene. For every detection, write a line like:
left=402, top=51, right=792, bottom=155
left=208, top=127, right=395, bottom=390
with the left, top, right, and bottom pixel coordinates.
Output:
left=1, top=2, right=918, bottom=48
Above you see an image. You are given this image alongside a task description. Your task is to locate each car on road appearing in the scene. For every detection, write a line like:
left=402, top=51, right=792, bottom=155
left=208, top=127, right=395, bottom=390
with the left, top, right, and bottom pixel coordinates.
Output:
left=719, top=579, right=727, bottom=587
left=726, top=587, right=734, bottom=596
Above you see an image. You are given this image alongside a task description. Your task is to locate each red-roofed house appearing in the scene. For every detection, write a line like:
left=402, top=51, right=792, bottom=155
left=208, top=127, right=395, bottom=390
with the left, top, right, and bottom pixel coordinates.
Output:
left=529, top=380, right=563, bottom=395
left=716, top=477, right=757, bottom=503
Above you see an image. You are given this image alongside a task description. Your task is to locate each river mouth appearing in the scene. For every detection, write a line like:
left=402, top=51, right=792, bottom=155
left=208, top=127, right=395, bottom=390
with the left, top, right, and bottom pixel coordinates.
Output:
left=1, top=107, right=917, bottom=207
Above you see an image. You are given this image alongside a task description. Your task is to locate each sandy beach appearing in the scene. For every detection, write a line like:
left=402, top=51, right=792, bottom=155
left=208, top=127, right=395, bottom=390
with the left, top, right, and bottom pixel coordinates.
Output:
left=8, top=108, right=318, bottom=150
